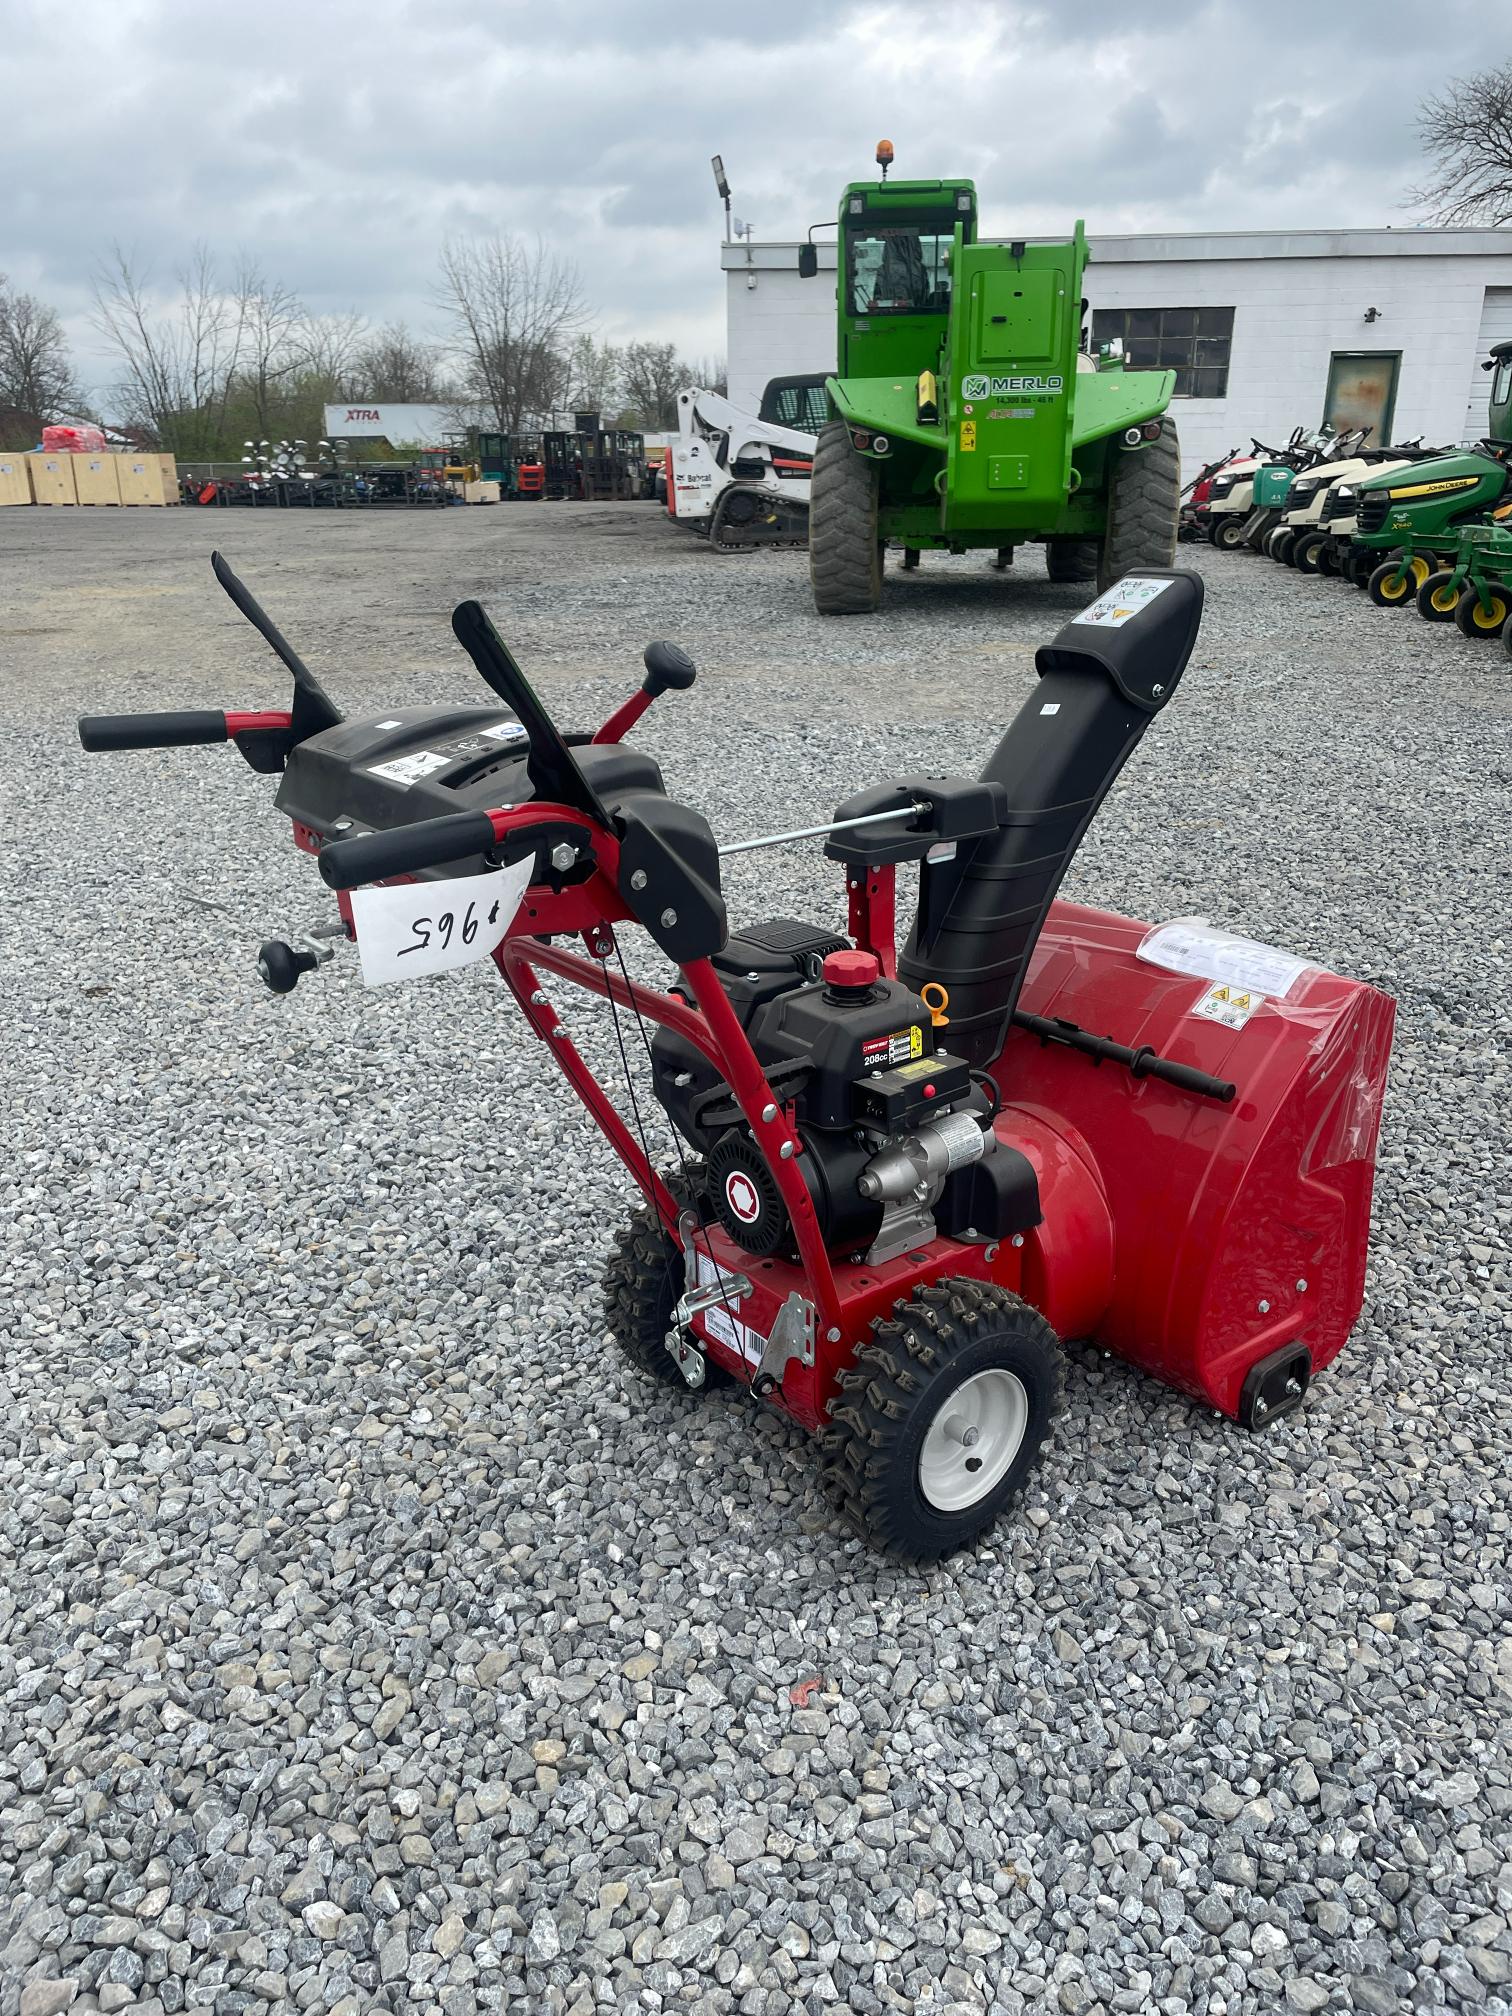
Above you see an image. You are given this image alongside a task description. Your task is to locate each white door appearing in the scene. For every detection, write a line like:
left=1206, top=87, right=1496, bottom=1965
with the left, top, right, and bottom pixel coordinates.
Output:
left=1463, top=288, right=1512, bottom=443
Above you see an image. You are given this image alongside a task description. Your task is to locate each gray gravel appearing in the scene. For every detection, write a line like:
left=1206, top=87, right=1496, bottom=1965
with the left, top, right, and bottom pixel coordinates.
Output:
left=2, top=504, right=1510, bottom=2016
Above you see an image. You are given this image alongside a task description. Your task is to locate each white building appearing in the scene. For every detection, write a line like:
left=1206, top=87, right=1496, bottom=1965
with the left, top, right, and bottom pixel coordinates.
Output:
left=723, top=227, right=1512, bottom=472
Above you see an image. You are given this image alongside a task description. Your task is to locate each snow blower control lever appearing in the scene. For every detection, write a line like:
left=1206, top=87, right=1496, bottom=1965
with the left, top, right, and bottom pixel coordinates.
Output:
left=79, top=555, right=1395, bottom=1561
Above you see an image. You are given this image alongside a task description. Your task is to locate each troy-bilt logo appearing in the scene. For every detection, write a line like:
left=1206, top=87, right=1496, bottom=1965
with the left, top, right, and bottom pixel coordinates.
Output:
left=961, top=373, right=1064, bottom=399
left=345, top=407, right=382, bottom=421
left=724, top=1170, right=762, bottom=1225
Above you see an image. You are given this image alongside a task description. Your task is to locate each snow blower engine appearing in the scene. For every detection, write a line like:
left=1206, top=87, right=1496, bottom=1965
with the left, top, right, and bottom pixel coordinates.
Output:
left=79, top=556, right=1395, bottom=1560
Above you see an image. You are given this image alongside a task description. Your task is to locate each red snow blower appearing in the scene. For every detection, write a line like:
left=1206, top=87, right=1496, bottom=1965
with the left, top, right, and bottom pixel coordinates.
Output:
left=79, top=555, right=1394, bottom=1560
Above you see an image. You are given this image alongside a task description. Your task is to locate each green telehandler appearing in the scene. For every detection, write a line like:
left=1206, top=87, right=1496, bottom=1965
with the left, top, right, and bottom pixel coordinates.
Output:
left=801, top=143, right=1181, bottom=615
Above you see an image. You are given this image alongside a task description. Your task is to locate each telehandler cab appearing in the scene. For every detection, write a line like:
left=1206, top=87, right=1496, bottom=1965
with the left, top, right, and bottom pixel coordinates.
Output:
left=801, top=144, right=1181, bottom=613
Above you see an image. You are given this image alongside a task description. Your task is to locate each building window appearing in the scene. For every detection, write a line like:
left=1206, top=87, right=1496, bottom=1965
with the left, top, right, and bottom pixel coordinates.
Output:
left=1090, top=306, right=1234, bottom=398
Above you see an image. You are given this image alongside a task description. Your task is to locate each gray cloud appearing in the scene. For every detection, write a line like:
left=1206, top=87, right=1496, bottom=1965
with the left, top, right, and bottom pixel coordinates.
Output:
left=0, top=0, right=1486, bottom=411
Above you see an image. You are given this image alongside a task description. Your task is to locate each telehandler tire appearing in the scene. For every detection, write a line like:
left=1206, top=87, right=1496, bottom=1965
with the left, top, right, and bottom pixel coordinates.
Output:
left=820, top=1279, right=1063, bottom=1561
left=1454, top=585, right=1510, bottom=638
left=1046, top=539, right=1099, bottom=584
left=1417, top=571, right=1461, bottom=622
left=1099, top=418, right=1180, bottom=590
left=603, top=1169, right=732, bottom=1393
left=810, top=421, right=882, bottom=615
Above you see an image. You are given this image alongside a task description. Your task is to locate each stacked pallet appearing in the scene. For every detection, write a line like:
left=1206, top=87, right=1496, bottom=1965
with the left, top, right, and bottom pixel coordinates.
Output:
left=0, top=451, right=180, bottom=506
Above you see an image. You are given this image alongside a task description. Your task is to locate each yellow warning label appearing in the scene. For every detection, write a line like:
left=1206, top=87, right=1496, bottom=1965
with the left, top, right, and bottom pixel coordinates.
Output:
left=1192, top=982, right=1255, bottom=1030
left=863, top=1025, right=926, bottom=1067
left=960, top=420, right=977, bottom=452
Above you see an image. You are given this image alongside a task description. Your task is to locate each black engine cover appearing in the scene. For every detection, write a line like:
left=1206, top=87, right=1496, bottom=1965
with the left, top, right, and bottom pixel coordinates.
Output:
left=650, top=919, right=846, bottom=1145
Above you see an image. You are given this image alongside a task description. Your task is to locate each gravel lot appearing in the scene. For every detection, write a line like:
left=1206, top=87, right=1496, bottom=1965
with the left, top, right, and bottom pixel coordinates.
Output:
left=3, top=502, right=1510, bottom=2016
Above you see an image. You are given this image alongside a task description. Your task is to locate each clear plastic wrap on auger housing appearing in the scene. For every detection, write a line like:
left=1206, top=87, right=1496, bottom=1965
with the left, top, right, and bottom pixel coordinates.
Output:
left=992, top=900, right=1396, bottom=1418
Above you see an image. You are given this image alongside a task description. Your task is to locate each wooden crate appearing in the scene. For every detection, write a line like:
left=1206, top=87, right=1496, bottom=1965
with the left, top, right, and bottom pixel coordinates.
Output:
left=74, top=455, right=122, bottom=505
left=26, top=454, right=76, bottom=504
left=0, top=455, right=32, bottom=505
left=117, top=455, right=166, bottom=505
left=157, top=452, right=181, bottom=503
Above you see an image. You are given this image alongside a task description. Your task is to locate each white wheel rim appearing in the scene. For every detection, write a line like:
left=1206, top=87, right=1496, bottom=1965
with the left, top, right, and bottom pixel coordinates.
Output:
left=917, top=1368, right=1030, bottom=1513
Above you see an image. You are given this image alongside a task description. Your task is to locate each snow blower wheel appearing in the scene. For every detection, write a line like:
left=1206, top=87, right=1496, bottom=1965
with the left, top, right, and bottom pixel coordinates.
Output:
left=821, top=1280, right=1063, bottom=1560
left=77, top=553, right=1396, bottom=1563
left=603, top=1173, right=733, bottom=1393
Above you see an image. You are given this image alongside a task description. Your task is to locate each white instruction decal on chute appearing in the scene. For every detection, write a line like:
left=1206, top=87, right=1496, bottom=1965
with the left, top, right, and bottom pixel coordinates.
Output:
left=350, top=856, right=533, bottom=987
left=1139, top=917, right=1312, bottom=999
left=1074, top=577, right=1174, bottom=628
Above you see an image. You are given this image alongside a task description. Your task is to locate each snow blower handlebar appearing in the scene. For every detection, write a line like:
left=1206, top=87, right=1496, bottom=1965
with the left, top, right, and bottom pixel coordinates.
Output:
left=317, top=807, right=518, bottom=889
left=78, top=708, right=295, bottom=752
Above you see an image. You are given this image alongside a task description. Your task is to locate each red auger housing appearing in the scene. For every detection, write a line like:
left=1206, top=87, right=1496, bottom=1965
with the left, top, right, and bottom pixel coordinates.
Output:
left=78, top=554, right=1394, bottom=1558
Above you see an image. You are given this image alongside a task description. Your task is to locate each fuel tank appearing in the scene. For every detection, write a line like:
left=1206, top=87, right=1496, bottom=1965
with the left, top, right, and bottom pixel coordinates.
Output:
left=996, top=902, right=1395, bottom=1423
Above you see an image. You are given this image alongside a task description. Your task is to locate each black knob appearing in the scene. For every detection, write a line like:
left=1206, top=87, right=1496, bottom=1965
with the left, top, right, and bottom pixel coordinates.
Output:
left=257, top=939, right=319, bottom=994
left=642, top=640, right=696, bottom=696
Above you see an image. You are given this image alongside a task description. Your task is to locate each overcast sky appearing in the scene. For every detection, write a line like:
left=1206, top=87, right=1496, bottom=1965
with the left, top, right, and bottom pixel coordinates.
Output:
left=2, top=0, right=1482, bottom=407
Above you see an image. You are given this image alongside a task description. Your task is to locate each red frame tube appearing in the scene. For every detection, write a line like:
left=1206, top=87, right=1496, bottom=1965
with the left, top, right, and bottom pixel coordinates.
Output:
left=847, top=863, right=897, bottom=978
left=451, top=800, right=844, bottom=1327
left=226, top=710, right=294, bottom=735
left=592, top=690, right=653, bottom=744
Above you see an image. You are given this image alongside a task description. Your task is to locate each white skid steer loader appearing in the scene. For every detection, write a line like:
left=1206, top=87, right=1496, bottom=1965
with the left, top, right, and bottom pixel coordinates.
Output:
left=667, top=379, right=822, bottom=551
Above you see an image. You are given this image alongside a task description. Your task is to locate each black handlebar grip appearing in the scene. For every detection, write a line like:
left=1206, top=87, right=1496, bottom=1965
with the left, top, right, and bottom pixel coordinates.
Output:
left=79, top=710, right=228, bottom=752
left=318, top=810, right=502, bottom=891
left=642, top=640, right=696, bottom=697
left=1134, top=1049, right=1237, bottom=1104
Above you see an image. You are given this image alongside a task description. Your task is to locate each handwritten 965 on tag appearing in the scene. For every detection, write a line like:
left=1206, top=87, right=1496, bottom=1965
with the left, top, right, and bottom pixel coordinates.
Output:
left=348, top=855, right=534, bottom=987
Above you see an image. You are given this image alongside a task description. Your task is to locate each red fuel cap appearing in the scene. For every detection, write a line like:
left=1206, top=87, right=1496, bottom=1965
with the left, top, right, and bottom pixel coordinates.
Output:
left=823, top=948, right=881, bottom=991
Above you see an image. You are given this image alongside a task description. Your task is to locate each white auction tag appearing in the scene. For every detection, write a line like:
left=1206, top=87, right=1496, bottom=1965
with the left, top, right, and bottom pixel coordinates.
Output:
left=349, top=856, right=534, bottom=987
left=1138, top=917, right=1311, bottom=999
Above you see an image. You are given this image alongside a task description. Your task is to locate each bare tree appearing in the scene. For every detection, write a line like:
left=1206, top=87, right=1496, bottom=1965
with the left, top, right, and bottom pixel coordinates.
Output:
left=300, top=310, right=369, bottom=393
left=348, top=322, right=448, bottom=401
left=437, top=234, right=588, bottom=431
left=686, top=354, right=728, bottom=398
left=234, top=261, right=307, bottom=439
left=0, top=276, right=84, bottom=430
left=619, top=340, right=685, bottom=429
left=90, top=244, right=245, bottom=455
left=1410, top=63, right=1512, bottom=224
left=564, top=333, right=621, bottom=416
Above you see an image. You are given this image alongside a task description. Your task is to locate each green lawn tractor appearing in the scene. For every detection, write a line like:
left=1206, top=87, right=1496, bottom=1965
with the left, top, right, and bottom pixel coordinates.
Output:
left=1353, top=341, right=1512, bottom=609
left=801, top=145, right=1180, bottom=614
